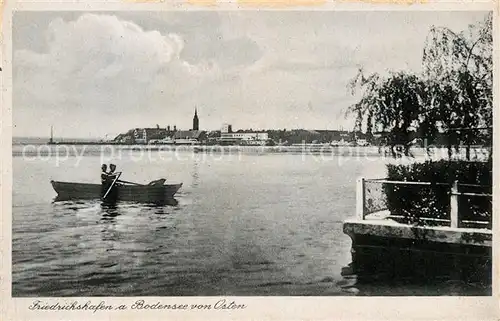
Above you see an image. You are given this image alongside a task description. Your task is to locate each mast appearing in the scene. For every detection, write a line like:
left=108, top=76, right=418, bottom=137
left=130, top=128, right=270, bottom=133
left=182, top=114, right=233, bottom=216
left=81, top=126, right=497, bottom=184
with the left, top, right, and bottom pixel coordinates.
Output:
left=49, top=126, right=54, bottom=144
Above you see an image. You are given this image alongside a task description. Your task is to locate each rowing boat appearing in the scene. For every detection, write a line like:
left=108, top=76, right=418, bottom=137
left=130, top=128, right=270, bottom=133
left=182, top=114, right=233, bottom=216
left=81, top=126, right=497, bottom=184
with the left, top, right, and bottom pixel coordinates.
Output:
left=50, top=180, right=182, bottom=203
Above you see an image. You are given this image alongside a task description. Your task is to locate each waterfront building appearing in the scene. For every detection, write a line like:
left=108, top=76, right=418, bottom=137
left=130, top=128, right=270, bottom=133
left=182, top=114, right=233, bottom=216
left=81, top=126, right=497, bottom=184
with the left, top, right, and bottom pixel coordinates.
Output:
left=173, top=130, right=207, bottom=144
left=113, top=107, right=202, bottom=144
left=220, top=131, right=269, bottom=145
left=220, top=122, right=268, bottom=145
left=148, top=137, right=175, bottom=145
left=221, top=123, right=233, bottom=133
left=132, top=127, right=169, bottom=144
left=133, top=128, right=147, bottom=144
left=356, top=139, right=369, bottom=146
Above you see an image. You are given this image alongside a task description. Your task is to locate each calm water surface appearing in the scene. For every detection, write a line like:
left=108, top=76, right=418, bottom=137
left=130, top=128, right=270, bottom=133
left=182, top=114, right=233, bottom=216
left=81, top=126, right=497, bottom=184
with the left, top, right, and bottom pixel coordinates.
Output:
left=12, top=148, right=488, bottom=296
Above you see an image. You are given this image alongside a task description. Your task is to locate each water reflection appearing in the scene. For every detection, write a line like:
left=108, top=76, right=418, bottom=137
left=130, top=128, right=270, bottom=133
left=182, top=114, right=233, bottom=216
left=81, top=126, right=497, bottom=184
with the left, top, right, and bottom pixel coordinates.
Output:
left=339, top=261, right=492, bottom=296
left=52, top=199, right=99, bottom=212
left=100, top=206, right=120, bottom=247
left=191, top=158, right=200, bottom=188
left=155, top=198, right=179, bottom=207
left=100, top=203, right=120, bottom=221
left=54, top=196, right=179, bottom=207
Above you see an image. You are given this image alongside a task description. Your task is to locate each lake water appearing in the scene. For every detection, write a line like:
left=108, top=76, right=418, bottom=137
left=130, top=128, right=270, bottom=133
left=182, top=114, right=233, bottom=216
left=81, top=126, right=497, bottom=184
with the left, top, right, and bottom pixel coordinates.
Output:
left=11, top=146, right=490, bottom=296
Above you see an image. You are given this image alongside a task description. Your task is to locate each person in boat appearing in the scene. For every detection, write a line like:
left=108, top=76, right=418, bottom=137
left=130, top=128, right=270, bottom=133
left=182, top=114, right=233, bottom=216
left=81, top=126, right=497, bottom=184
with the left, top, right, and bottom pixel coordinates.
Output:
left=109, top=164, right=117, bottom=177
left=101, top=163, right=118, bottom=201
left=101, top=164, right=110, bottom=196
left=106, top=163, right=120, bottom=202
left=101, top=164, right=109, bottom=185
left=108, top=164, right=122, bottom=185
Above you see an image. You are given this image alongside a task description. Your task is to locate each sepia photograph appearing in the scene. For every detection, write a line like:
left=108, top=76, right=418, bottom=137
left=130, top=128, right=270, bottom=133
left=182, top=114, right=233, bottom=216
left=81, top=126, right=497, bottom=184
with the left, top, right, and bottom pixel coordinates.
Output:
left=10, top=9, right=493, bottom=300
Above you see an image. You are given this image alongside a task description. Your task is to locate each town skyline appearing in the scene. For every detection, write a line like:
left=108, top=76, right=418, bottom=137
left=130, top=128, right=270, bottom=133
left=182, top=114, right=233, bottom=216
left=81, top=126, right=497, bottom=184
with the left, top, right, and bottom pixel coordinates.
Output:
left=13, top=11, right=489, bottom=138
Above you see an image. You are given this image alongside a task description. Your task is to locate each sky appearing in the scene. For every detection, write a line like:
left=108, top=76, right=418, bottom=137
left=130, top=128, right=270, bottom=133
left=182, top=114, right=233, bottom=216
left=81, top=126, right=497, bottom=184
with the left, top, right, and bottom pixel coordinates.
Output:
left=12, top=11, right=489, bottom=138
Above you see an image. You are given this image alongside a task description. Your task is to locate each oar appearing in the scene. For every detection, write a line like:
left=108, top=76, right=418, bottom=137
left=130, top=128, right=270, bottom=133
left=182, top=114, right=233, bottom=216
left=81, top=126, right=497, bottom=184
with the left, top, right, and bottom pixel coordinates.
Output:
left=103, top=172, right=122, bottom=200
left=117, top=179, right=143, bottom=186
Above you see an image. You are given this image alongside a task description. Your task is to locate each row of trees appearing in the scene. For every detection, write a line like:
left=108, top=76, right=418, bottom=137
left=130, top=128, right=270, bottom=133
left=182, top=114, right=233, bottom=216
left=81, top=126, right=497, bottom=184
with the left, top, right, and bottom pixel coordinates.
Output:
left=347, top=13, right=493, bottom=160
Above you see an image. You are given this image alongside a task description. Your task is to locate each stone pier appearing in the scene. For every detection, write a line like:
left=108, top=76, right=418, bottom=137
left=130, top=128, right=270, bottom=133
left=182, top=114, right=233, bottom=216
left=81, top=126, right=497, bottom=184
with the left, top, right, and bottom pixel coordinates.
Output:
left=343, top=217, right=492, bottom=283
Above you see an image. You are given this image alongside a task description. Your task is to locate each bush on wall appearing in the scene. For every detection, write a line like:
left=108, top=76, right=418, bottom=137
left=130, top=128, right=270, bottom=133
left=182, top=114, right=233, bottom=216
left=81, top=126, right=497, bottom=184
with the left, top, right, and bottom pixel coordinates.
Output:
left=384, top=160, right=492, bottom=227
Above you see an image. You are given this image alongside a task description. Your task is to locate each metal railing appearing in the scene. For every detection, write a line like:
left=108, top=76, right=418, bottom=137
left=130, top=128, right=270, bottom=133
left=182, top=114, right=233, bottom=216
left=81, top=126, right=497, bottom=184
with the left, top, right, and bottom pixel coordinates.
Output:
left=356, top=177, right=492, bottom=229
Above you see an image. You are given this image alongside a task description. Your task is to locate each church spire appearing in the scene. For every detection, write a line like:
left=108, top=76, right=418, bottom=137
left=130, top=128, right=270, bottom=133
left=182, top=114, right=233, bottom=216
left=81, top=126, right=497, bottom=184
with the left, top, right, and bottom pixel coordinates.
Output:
left=192, top=107, right=199, bottom=131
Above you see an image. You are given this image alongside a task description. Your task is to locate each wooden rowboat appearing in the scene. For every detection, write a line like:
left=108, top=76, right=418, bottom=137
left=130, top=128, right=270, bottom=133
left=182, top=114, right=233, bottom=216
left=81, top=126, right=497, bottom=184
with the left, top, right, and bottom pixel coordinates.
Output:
left=50, top=180, right=182, bottom=203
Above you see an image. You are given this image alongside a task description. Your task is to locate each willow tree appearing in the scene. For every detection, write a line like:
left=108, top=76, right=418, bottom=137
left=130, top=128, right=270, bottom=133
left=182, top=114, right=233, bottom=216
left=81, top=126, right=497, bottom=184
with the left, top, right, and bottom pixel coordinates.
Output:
left=347, top=68, right=380, bottom=140
left=347, top=69, right=425, bottom=157
left=422, top=12, right=493, bottom=160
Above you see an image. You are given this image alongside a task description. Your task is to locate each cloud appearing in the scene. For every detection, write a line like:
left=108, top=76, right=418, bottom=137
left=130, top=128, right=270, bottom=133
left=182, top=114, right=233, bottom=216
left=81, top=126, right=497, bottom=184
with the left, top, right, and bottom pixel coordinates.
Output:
left=16, top=13, right=186, bottom=91
left=14, top=13, right=216, bottom=137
